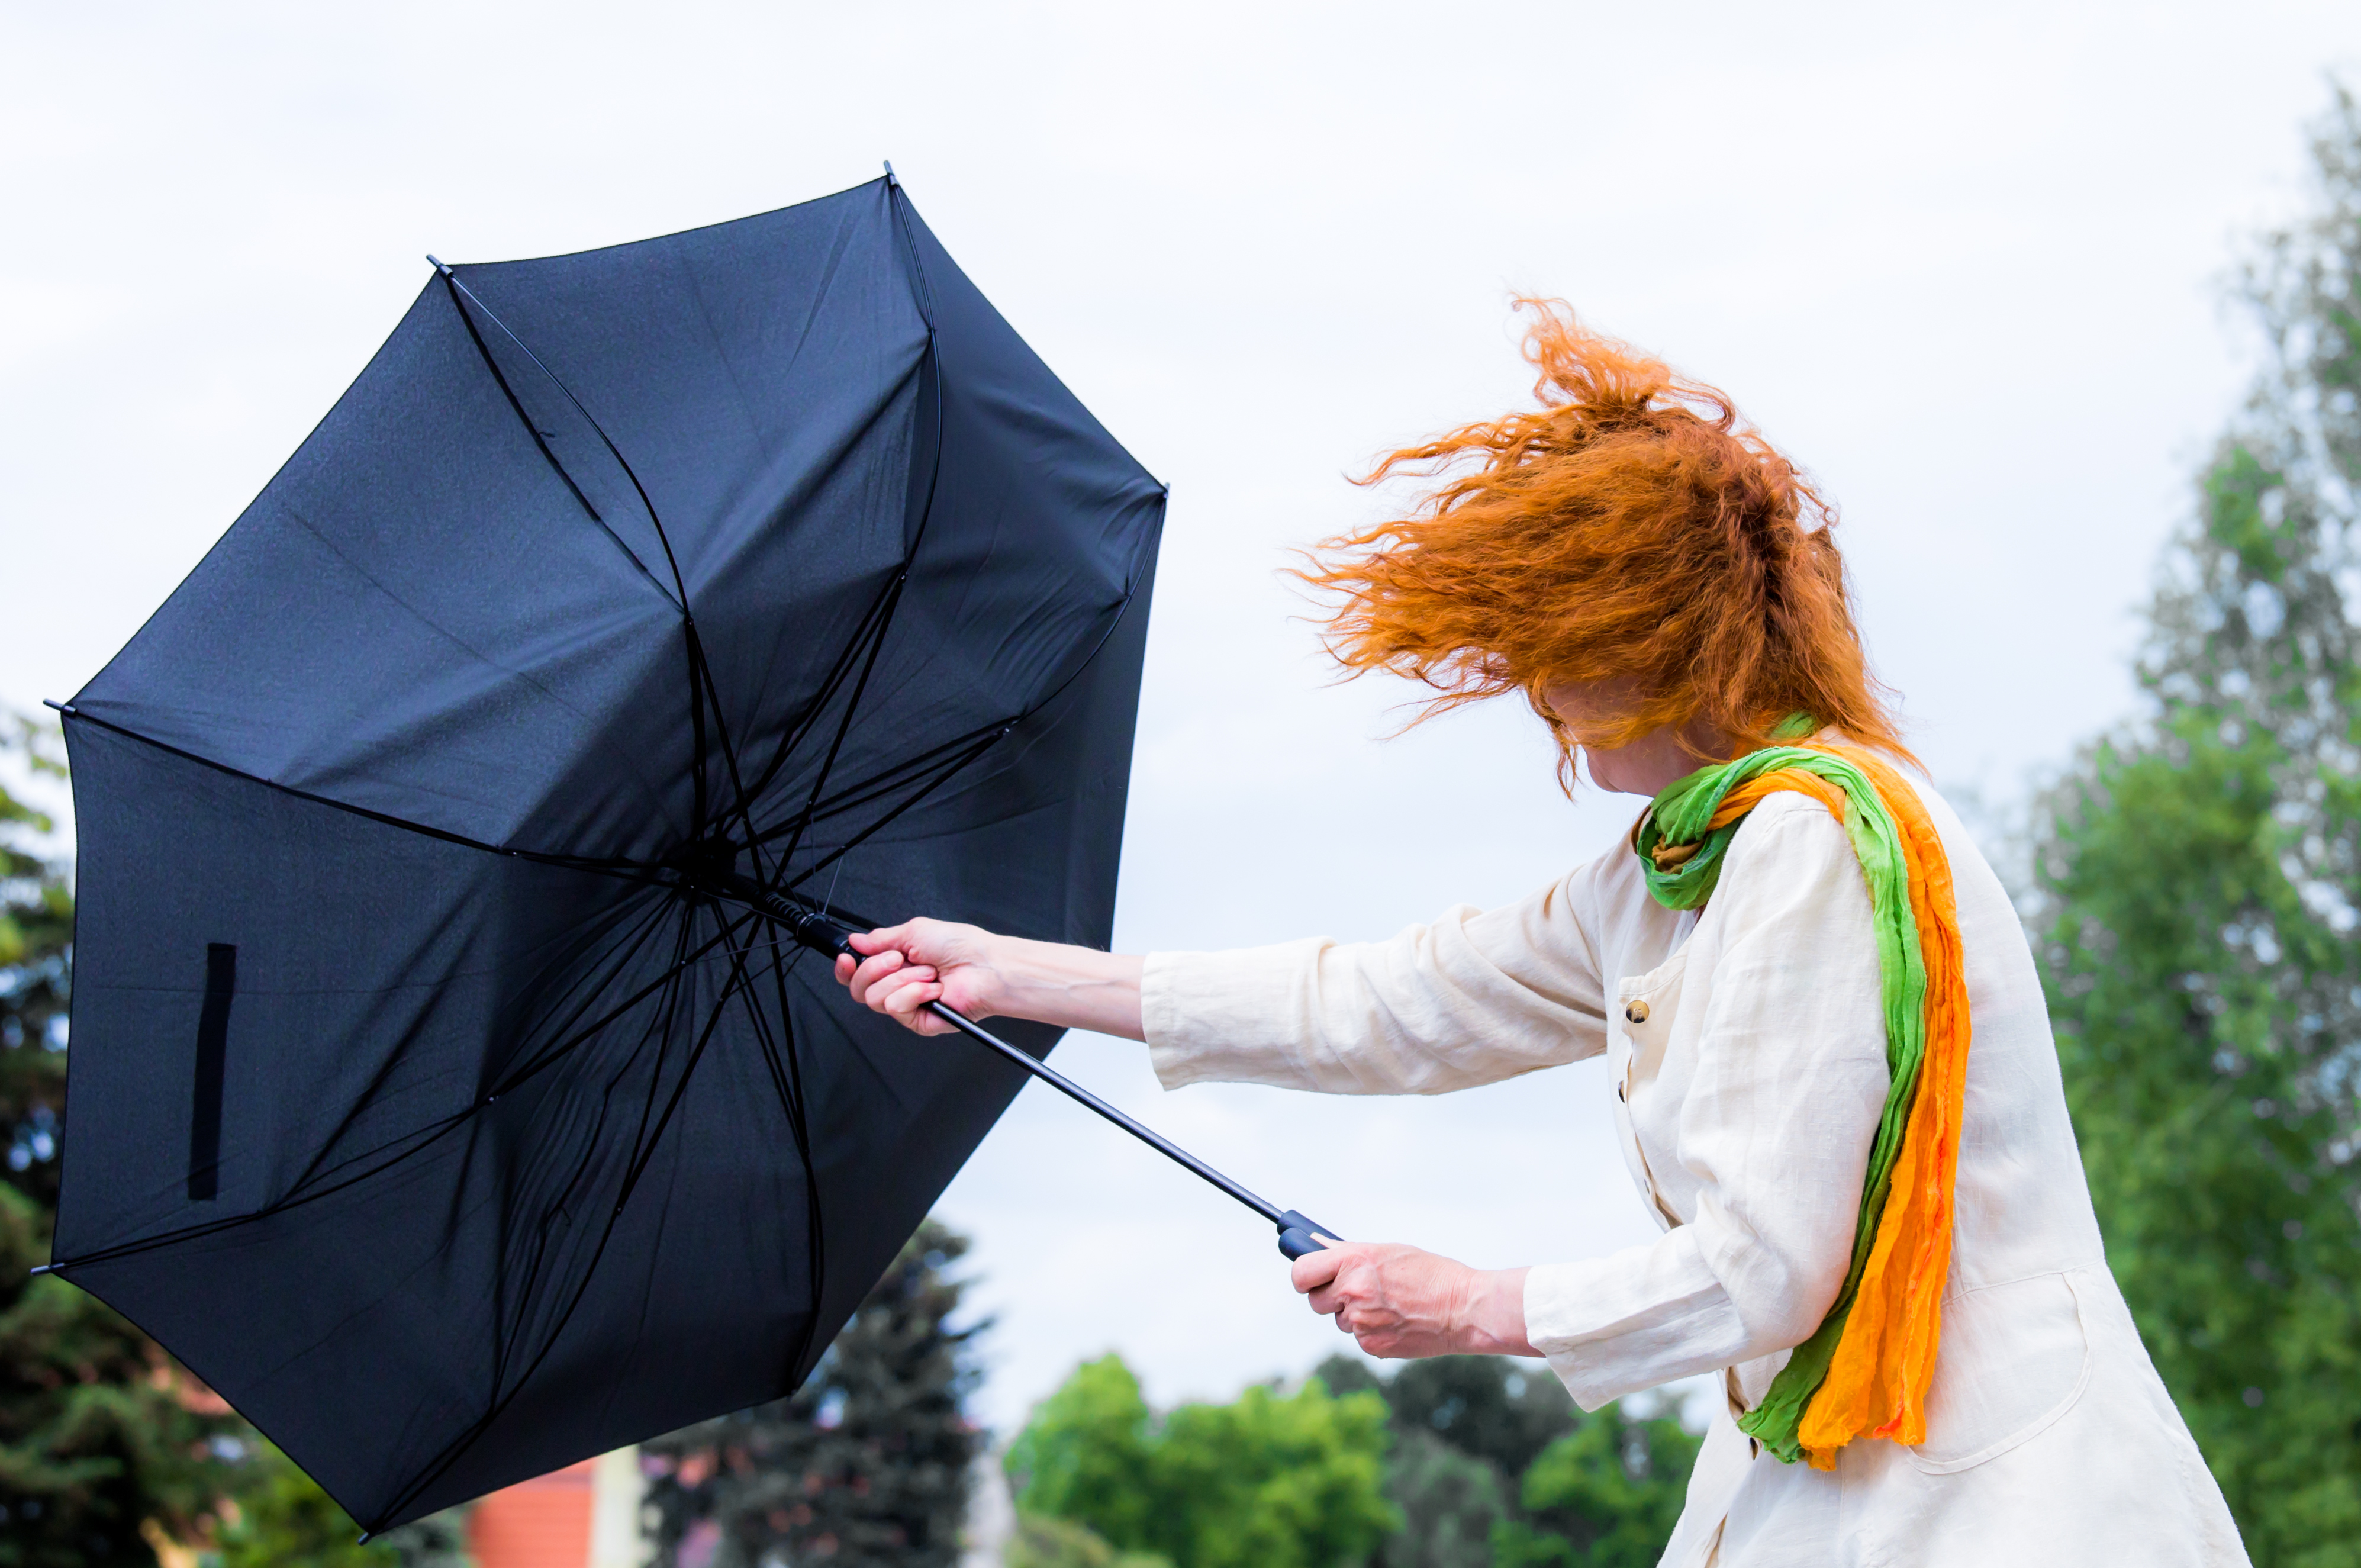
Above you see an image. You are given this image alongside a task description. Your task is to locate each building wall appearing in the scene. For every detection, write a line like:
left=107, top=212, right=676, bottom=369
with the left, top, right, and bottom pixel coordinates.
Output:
left=469, top=1449, right=646, bottom=1568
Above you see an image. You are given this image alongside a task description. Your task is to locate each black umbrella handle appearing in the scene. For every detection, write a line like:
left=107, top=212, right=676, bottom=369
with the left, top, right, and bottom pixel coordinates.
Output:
left=1275, top=1211, right=1335, bottom=1261
left=763, top=894, right=1335, bottom=1259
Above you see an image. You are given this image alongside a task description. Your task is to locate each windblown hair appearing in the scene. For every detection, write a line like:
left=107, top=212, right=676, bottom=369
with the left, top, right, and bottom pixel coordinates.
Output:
left=1300, top=300, right=1911, bottom=785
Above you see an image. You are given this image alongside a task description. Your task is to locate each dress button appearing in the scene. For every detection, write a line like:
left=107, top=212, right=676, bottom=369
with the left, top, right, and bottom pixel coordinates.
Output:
left=1624, top=1000, right=1649, bottom=1025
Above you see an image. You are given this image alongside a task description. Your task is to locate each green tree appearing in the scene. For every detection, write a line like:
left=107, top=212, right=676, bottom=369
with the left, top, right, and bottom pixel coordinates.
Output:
left=2033, top=86, right=2361, bottom=1566
left=1489, top=1408, right=1699, bottom=1568
left=1314, top=1352, right=1574, bottom=1568
left=1003, top=1511, right=1170, bottom=1568
left=1310, top=1353, right=1695, bottom=1567
left=1377, top=1428, right=1504, bottom=1568
left=1007, top=1354, right=1395, bottom=1568
left=0, top=717, right=242, bottom=1568
left=1, top=715, right=70, bottom=1215
left=1004, top=1354, right=1159, bottom=1551
left=643, top=1219, right=983, bottom=1568
left=1368, top=1356, right=1577, bottom=1484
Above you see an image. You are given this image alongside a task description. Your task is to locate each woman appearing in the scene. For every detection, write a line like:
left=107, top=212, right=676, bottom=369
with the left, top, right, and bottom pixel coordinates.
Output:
left=833, top=307, right=2247, bottom=1566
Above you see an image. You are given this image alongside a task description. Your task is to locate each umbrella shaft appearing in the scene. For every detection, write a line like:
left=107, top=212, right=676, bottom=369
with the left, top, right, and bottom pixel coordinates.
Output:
left=916, top=999, right=1286, bottom=1227
left=720, top=877, right=1291, bottom=1229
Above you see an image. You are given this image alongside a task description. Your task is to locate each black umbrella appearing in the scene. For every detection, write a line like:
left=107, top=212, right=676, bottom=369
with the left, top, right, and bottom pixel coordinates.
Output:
left=46, top=173, right=1329, bottom=1534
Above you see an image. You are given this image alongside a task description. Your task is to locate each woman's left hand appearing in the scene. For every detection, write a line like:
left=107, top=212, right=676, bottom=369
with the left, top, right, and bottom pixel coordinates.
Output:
left=1290, top=1240, right=1535, bottom=1360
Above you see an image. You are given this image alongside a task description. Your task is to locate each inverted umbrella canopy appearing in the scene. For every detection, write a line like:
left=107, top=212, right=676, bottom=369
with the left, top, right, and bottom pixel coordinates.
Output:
left=50, top=175, right=1166, bottom=1531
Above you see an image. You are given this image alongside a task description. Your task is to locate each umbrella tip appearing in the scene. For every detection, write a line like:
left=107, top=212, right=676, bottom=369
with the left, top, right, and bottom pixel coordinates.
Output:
left=425, top=253, right=453, bottom=277
left=40, top=699, right=71, bottom=716
left=882, top=160, right=898, bottom=188
left=28, top=1263, right=54, bottom=1277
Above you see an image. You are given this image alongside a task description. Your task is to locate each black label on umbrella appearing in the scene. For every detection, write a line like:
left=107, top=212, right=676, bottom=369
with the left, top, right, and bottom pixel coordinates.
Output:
left=188, top=944, right=235, bottom=1201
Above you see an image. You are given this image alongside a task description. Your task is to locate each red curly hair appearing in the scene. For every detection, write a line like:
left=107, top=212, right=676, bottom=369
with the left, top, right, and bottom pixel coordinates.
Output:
left=1299, top=300, right=1909, bottom=785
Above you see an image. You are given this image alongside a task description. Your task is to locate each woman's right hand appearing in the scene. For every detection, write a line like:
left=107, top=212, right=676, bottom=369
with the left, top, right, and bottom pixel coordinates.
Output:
left=834, top=919, right=1004, bottom=1036
left=831, top=922, right=1150, bottom=1042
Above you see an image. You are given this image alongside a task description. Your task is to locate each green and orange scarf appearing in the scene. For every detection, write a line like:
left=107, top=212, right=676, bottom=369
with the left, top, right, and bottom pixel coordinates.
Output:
left=1632, top=731, right=1968, bottom=1469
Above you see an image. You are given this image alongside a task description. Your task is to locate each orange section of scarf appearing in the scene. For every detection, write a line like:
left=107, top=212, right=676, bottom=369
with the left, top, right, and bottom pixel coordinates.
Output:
left=1703, top=767, right=1850, bottom=832
left=1800, top=745, right=1967, bottom=1464
left=1699, top=749, right=1970, bottom=1466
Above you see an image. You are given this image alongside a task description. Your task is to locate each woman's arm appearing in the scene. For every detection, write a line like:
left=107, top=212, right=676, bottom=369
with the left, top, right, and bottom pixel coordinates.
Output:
left=835, top=862, right=1613, bottom=1091
left=834, top=920, right=1147, bottom=1040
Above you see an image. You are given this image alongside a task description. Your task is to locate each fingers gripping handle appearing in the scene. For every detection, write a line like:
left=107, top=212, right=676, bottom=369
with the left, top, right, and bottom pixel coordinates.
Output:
left=1277, top=1210, right=1335, bottom=1261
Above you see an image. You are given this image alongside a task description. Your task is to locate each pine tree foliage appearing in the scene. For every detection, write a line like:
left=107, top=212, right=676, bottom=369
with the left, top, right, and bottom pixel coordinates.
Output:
left=2034, top=86, right=2361, bottom=1566
left=1, top=717, right=70, bottom=1215
left=643, top=1219, right=983, bottom=1568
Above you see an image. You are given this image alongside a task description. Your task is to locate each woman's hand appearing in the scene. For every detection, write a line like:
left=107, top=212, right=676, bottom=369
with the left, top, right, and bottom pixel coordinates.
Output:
left=832, top=922, right=1149, bottom=1041
left=834, top=919, right=1003, bottom=1036
left=1290, top=1241, right=1534, bottom=1360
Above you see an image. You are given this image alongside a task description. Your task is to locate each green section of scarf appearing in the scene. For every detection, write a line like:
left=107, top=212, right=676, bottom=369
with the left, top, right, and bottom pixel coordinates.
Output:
left=1629, top=735, right=1930, bottom=1464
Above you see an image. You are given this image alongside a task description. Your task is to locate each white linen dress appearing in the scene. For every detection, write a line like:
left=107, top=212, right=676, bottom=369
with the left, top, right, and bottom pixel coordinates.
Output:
left=1139, top=774, right=2249, bottom=1567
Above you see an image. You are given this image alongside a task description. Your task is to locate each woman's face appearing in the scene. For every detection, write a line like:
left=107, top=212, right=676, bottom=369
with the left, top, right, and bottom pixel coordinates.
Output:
left=1542, top=681, right=1727, bottom=798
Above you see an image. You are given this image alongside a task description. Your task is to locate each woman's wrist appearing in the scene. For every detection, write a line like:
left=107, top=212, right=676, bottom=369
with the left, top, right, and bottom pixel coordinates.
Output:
left=978, top=935, right=1147, bottom=1041
left=1455, top=1266, right=1536, bottom=1357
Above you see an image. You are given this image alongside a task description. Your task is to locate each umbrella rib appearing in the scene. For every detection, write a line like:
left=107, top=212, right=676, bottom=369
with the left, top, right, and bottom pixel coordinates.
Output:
left=738, top=189, right=952, bottom=877
left=689, top=626, right=767, bottom=884
left=475, top=898, right=700, bottom=1103
left=727, top=568, right=905, bottom=822
left=60, top=709, right=673, bottom=886
left=748, top=714, right=1014, bottom=849
left=434, top=273, right=681, bottom=610
left=488, top=903, right=698, bottom=1407
left=276, top=888, right=679, bottom=1203
left=482, top=907, right=762, bottom=1102
left=611, top=922, right=758, bottom=1216
left=777, top=729, right=1009, bottom=894
left=886, top=182, right=948, bottom=555
left=752, top=928, right=832, bottom=1388
left=752, top=520, right=1158, bottom=881
left=769, top=571, right=907, bottom=871
left=433, top=266, right=755, bottom=849
left=433, top=270, right=694, bottom=605
left=608, top=913, right=705, bottom=1226
left=366, top=911, right=774, bottom=1532
left=746, top=194, right=942, bottom=862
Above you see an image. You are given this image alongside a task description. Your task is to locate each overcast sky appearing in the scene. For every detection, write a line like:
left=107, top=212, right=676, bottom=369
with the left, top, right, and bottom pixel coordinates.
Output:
left=9, top=2, right=2361, bottom=1437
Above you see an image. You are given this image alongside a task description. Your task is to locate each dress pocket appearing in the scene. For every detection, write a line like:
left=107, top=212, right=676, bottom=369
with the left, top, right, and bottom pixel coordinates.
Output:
left=1906, top=1269, right=2092, bottom=1474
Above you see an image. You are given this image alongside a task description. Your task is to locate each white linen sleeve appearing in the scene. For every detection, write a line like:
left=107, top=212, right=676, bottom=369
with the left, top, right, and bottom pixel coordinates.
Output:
left=1524, top=801, right=1890, bottom=1408
left=1138, top=867, right=1612, bottom=1095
